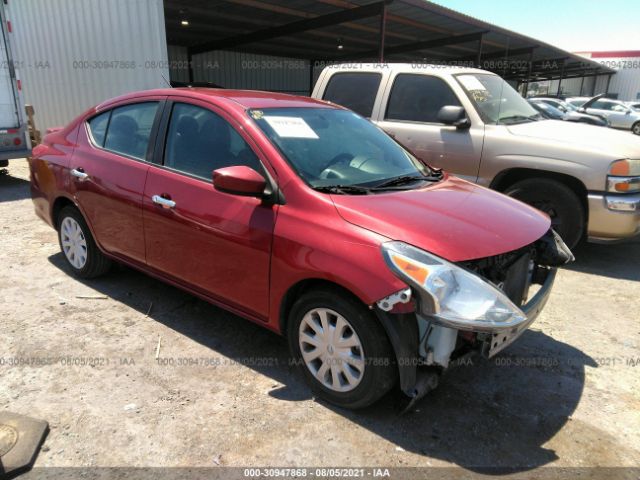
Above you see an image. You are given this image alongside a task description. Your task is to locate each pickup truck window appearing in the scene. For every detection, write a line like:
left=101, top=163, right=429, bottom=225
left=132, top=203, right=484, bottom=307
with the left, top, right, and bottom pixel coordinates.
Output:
left=385, top=74, right=461, bottom=123
left=322, top=72, right=381, bottom=118
left=455, top=73, right=540, bottom=125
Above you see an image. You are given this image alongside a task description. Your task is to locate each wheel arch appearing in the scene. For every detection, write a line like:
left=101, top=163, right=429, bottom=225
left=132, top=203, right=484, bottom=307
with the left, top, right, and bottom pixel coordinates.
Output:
left=278, top=278, right=368, bottom=335
left=490, top=168, right=589, bottom=215
left=51, top=195, right=77, bottom=230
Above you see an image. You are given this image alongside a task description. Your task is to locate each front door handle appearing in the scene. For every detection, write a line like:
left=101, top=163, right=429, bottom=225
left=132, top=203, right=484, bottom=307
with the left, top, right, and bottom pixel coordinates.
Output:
left=70, top=168, right=89, bottom=182
left=152, top=194, right=176, bottom=209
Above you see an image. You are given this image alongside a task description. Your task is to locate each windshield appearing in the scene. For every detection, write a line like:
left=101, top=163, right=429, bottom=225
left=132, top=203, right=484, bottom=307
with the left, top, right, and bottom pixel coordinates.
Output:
left=455, top=73, right=541, bottom=125
left=249, top=107, right=435, bottom=190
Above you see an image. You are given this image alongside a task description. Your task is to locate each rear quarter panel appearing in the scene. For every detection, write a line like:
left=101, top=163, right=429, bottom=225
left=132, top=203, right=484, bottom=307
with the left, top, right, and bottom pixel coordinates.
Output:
left=29, top=119, right=83, bottom=228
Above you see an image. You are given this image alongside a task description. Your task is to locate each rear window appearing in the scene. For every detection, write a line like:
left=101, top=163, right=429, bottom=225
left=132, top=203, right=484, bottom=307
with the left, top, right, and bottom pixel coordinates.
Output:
left=88, top=111, right=110, bottom=147
left=103, top=102, right=159, bottom=160
left=322, top=72, right=381, bottom=118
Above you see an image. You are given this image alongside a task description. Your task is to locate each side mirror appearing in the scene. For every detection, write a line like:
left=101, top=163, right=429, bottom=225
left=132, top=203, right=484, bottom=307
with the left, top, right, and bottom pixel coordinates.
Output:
left=437, top=105, right=470, bottom=129
left=213, top=166, right=266, bottom=197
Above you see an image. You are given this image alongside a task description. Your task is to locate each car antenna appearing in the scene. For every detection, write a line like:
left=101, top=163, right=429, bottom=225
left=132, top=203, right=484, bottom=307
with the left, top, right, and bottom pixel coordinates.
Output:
left=160, top=73, right=172, bottom=88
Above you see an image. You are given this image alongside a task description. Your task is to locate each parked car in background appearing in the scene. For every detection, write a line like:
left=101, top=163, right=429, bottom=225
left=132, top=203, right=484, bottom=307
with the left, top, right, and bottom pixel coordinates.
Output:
left=314, top=64, right=640, bottom=248
left=530, top=97, right=609, bottom=127
left=580, top=96, right=640, bottom=135
left=528, top=99, right=565, bottom=120
left=625, top=101, right=640, bottom=111
left=29, top=88, right=570, bottom=409
left=565, top=96, right=592, bottom=108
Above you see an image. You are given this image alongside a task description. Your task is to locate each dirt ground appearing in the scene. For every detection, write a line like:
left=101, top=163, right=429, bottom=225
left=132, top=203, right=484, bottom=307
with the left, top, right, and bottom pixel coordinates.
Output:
left=1, top=158, right=639, bottom=476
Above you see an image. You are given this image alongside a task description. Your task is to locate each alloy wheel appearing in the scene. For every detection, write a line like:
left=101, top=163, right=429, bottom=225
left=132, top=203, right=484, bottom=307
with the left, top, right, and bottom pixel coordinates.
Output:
left=298, top=308, right=365, bottom=393
left=61, top=216, right=88, bottom=269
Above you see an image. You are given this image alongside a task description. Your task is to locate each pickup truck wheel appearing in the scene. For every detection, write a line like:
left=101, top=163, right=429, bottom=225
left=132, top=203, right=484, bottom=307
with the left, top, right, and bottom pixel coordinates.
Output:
left=57, top=206, right=112, bottom=278
left=504, top=178, right=584, bottom=249
left=632, top=122, right=640, bottom=136
left=288, top=289, right=397, bottom=409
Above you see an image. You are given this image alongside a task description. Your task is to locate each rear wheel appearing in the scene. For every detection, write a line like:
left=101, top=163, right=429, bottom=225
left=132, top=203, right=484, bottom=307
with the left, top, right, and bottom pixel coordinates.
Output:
left=632, top=122, right=640, bottom=136
left=57, top=206, right=112, bottom=278
left=504, top=178, right=584, bottom=249
left=288, top=289, right=396, bottom=409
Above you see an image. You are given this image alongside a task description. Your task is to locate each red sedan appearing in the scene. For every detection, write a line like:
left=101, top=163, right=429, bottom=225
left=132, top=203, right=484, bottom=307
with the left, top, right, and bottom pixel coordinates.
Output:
left=29, top=88, right=572, bottom=408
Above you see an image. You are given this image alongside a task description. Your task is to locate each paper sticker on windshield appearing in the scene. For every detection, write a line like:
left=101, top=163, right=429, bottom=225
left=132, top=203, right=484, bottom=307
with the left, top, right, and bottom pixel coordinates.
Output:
left=458, top=75, right=487, bottom=91
left=264, top=116, right=319, bottom=139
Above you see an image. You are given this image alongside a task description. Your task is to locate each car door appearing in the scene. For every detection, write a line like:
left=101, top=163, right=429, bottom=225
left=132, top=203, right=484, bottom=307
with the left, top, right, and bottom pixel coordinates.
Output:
left=375, top=73, right=483, bottom=182
left=142, top=98, right=277, bottom=319
left=71, top=99, right=163, bottom=263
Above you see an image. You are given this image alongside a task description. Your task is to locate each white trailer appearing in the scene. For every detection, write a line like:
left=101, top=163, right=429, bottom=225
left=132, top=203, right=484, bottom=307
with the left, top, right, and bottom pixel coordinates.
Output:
left=0, top=0, right=30, bottom=168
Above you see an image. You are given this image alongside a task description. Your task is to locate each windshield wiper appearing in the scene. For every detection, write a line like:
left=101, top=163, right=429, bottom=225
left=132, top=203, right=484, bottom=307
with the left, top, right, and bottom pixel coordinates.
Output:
left=372, top=172, right=442, bottom=189
left=498, top=114, right=540, bottom=124
left=312, top=185, right=372, bottom=195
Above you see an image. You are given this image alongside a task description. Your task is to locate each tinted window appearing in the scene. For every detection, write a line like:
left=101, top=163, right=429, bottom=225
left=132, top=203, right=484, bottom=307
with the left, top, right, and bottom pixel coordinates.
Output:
left=104, top=102, right=158, bottom=160
left=386, top=74, right=461, bottom=123
left=323, top=73, right=381, bottom=118
left=88, top=111, right=110, bottom=147
left=164, top=103, right=263, bottom=180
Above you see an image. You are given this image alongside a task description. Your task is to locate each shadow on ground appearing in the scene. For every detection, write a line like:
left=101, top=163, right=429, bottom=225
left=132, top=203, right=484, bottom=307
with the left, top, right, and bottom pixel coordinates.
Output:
left=566, top=238, right=640, bottom=282
left=48, top=253, right=597, bottom=473
left=0, top=171, right=30, bottom=203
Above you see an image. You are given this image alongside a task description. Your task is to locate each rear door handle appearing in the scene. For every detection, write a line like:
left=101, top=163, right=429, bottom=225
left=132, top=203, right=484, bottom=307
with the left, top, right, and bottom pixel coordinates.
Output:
left=152, top=194, right=176, bottom=209
left=70, top=168, right=89, bottom=181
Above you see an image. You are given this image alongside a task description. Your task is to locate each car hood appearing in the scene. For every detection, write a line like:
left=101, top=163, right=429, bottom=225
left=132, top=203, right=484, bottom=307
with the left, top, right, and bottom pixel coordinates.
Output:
left=507, top=120, right=640, bottom=158
left=330, top=175, right=550, bottom=262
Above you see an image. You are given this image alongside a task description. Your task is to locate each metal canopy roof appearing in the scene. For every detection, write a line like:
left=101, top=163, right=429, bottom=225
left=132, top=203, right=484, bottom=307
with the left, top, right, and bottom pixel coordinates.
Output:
left=164, top=0, right=613, bottom=83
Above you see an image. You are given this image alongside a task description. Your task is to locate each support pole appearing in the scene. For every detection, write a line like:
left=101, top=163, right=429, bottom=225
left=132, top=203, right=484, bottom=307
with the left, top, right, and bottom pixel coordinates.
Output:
left=579, top=73, right=585, bottom=96
left=475, top=34, right=483, bottom=68
left=187, top=48, right=194, bottom=84
left=523, top=49, right=534, bottom=97
left=605, top=73, right=612, bottom=95
left=378, top=3, right=387, bottom=63
left=556, top=59, right=565, bottom=96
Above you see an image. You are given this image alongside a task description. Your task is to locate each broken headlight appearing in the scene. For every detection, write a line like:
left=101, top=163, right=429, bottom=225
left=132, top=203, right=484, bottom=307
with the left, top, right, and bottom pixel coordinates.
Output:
left=381, top=241, right=526, bottom=331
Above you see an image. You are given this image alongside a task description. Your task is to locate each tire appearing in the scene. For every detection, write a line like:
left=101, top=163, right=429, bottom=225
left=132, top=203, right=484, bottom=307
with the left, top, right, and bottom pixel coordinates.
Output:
left=632, top=122, right=640, bottom=136
left=57, top=205, right=112, bottom=278
left=504, top=178, right=585, bottom=250
left=288, top=289, right=397, bottom=409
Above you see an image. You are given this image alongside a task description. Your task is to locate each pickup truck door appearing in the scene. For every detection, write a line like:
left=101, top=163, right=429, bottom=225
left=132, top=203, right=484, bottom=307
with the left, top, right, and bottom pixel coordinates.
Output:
left=374, top=72, right=484, bottom=182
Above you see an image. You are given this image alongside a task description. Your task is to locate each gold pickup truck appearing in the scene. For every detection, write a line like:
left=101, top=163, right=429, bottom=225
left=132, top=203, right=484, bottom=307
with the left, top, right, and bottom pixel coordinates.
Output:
left=312, top=63, right=640, bottom=248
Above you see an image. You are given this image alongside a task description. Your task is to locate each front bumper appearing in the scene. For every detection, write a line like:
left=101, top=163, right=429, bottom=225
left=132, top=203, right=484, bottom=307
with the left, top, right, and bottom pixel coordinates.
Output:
left=375, top=267, right=557, bottom=397
left=587, top=192, right=640, bottom=242
left=484, top=267, right=556, bottom=357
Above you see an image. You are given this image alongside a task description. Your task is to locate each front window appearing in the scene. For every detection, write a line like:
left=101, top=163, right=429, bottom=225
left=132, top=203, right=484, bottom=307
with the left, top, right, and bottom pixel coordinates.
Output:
left=249, top=107, right=436, bottom=191
left=455, top=73, right=541, bottom=125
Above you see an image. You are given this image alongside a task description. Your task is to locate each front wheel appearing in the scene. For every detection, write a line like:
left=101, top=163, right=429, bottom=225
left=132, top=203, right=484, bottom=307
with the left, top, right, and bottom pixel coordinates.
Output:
left=57, top=206, right=112, bottom=278
left=504, top=178, right=584, bottom=249
left=632, top=122, right=640, bottom=136
left=288, top=289, right=397, bottom=409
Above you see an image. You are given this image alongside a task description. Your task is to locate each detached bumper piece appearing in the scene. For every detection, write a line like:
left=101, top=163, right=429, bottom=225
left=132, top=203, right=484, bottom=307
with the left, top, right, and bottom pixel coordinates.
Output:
left=485, top=267, right=556, bottom=357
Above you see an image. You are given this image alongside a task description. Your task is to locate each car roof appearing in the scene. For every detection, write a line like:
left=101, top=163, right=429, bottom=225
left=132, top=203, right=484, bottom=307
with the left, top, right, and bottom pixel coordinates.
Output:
left=321, top=62, right=491, bottom=76
left=97, top=88, right=336, bottom=111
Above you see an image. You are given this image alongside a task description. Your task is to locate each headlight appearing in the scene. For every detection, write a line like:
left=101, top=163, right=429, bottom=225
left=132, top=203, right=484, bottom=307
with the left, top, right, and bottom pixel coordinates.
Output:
left=381, top=241, right=526, bottom=331
left=608, top=160, right=640, bottom=193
